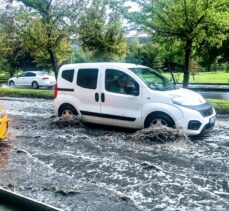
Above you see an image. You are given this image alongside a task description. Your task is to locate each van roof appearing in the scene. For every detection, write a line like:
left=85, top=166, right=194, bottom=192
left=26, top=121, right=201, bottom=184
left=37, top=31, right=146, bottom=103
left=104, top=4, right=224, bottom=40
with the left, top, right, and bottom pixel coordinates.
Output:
left=60, top=62, right=147, bottom=70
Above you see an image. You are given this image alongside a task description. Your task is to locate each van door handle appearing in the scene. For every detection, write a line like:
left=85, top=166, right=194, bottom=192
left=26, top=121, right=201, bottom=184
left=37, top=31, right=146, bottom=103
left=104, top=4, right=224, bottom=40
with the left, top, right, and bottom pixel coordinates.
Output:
left=95, top=93, right=99, bottom=102
left=101, top=93, right=105, bottom=102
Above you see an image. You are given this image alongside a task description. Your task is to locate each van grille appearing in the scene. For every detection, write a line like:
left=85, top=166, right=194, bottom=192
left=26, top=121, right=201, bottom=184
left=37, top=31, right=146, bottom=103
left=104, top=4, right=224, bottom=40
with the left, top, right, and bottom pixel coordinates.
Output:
left=199, top=106, right=213, bottom=117
left=183, top=103, right=214, bottom=117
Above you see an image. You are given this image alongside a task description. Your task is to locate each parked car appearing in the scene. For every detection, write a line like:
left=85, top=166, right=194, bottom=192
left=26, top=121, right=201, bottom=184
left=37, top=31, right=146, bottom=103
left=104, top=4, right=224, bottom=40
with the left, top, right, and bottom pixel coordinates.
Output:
left=8, top=71, right=56, bottom=89
left=53, top=63, right=216, bottom=136
left=0, top=107, right=8, bottom=140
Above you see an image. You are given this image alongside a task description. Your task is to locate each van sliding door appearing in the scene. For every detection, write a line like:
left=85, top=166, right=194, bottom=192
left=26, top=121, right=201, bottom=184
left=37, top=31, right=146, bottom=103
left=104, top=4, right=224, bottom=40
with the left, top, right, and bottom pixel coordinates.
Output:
left=75, top=67, right=102, bottom=122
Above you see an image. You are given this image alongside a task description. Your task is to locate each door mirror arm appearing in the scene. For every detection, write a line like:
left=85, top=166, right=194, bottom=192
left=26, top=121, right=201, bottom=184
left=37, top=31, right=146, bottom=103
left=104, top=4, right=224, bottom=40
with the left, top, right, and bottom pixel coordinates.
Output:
left=129, top=90, right=139, bottom=96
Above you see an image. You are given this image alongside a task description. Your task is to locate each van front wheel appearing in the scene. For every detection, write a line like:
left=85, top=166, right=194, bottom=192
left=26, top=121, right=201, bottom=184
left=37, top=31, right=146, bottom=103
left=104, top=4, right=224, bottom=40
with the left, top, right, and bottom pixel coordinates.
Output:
left=145, top=113, right=174, bottom=128
left=58, top=104, right=78, bottom=117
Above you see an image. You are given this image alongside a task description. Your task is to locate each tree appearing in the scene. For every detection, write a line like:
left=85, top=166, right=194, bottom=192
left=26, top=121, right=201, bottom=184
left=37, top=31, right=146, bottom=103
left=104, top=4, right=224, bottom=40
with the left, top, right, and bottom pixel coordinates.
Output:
left=126, top=38, right=163, bottom=69
left=120, top=0, right=229, bottom=87
left=78, top=0, right=127, bottom=61
left=198, top=32, right=229, bottom=71
left=17, top=0, right=86, bottom=78
left=0, top=2, right=25, bottom=77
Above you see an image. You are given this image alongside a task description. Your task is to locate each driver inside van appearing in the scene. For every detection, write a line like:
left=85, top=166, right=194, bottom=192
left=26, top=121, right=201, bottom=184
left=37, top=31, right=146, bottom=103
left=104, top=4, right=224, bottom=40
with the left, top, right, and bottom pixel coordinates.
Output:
left=106, top=74, right=128, bottom=94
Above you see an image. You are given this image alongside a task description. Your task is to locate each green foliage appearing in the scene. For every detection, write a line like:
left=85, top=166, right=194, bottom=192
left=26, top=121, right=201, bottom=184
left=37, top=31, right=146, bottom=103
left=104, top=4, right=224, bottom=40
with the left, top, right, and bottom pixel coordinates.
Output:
left=70, top=50, right=94, bottom=63
left=126, top=38, right=162, bottom=69
left=126, top=39, right=144, bottom=64
left=1, top=0, right=228, bottom=81
left=17, top=0, right=86, bottom=77
left=78, top=0, right=127, bottom=61
left=0, top=13, right=25, bottom=77
left=198, top=33, right=229, bottom=70
left=20, top=16, right=72, bottom=67
left=0, top=71, right=10, bottom=82
left=123, top=0, right=229, bottom=86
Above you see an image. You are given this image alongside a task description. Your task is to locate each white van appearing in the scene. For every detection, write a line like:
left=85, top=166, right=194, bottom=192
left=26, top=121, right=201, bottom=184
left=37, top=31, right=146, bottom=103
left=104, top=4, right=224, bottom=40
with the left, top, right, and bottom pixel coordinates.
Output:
left=54, top=63, right=216, bottom=135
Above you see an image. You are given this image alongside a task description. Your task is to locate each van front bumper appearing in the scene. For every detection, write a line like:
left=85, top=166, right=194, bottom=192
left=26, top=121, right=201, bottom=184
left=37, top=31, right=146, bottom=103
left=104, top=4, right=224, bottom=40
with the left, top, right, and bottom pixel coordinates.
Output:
left=175, top=104, right=216, bottom=136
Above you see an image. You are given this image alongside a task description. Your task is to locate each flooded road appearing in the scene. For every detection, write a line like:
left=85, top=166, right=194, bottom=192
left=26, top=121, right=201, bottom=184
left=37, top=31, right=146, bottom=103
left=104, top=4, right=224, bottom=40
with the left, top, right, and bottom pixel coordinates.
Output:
left=0, top=97, right=229, bottom=211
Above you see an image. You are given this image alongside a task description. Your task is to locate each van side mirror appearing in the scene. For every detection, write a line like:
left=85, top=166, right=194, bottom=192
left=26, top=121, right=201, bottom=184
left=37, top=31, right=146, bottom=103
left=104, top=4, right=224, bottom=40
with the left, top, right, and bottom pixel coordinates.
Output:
left=130, top=90, right=139, bottom=96
left=126, top=87, right=139, bottom=96
left=125, top=82, right=140, bottom=96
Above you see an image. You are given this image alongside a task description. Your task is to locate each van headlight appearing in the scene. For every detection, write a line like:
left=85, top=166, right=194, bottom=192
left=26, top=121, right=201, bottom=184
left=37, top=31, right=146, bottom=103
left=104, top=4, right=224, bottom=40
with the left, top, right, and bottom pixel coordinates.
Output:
left=172, top=99, right=187, bottom=106
left=171, top=96, right=188, bottom=106
left=171, top=95, right=206, bottom=106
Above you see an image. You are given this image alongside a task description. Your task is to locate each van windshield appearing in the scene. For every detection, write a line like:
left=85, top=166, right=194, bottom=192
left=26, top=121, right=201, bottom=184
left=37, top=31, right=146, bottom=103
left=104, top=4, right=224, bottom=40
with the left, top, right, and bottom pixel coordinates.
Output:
left=129, top=67, right=176, bottom=91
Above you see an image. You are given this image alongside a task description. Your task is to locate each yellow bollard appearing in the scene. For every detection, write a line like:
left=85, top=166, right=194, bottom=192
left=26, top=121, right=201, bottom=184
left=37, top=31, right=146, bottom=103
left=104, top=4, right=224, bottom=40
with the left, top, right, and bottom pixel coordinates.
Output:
left=0, top=108, right=8, bottom=140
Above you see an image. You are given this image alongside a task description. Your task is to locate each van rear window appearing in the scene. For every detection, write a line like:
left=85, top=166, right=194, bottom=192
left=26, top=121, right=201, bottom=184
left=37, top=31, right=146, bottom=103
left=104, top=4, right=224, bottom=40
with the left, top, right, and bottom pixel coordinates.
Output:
left=62, top=69, right=74, bottom=82
left=77, top=69, right=98, bottom=89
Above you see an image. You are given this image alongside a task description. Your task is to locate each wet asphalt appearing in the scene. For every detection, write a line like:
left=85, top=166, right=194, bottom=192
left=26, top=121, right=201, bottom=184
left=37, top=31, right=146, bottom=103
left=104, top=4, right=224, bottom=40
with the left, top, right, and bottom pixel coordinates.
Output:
left=0, top=97, right=229, bottom=211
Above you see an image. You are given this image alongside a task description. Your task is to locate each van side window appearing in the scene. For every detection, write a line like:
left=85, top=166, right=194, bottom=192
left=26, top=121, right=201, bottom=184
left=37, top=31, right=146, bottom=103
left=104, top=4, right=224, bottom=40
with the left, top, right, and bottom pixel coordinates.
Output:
left=105, top=69, right=139, bottom=96
left=62, top=69, right=74, bottom=82
left=77, top=68, right=98, bottom=89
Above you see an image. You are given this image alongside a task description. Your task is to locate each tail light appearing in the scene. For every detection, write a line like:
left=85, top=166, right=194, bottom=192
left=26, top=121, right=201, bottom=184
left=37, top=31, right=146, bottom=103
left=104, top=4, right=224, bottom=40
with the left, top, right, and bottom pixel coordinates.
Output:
left=42, top=77, right=49, bottom=80
left=54, top=83, right=58, bottom=98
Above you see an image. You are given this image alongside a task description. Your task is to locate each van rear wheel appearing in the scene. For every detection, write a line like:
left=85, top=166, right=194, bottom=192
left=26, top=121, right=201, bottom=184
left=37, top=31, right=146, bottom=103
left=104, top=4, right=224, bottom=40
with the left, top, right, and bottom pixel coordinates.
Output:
left=145, top=113, right=174, bottom=128
left=59, top=104, right=77, bottom=117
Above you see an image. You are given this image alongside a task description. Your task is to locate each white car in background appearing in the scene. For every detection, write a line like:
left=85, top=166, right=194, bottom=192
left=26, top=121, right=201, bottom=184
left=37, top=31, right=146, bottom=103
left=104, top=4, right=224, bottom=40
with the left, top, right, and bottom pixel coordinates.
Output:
left=8, top=71, right=56, bottom=89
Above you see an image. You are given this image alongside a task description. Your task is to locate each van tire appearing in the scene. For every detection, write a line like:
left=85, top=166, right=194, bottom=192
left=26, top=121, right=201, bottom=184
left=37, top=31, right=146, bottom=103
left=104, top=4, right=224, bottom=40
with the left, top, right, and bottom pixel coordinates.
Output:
left=32, top=81, right=39, bottom=89
left=144, top=112, right=175, bottom=128
left=58, top=104, right=78, bottom=117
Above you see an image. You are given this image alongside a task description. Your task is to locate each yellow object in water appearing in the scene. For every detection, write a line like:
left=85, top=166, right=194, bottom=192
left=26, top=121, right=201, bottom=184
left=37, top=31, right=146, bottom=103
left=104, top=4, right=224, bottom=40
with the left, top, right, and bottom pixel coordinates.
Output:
left=0, top=108, right=8, bottom=140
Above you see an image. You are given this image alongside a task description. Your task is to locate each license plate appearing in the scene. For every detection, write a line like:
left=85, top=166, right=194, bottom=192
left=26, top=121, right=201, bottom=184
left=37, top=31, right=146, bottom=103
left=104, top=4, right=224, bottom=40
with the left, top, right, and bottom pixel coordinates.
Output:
left=209, top=116, right=216, bottom=124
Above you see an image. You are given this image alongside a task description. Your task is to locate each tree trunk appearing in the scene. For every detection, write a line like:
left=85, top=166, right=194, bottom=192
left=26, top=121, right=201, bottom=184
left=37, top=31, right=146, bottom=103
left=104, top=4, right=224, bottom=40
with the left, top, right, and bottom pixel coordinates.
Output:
left=183, top=39, right=192, bottom=88
left=48, top=49, right=58, bottom=79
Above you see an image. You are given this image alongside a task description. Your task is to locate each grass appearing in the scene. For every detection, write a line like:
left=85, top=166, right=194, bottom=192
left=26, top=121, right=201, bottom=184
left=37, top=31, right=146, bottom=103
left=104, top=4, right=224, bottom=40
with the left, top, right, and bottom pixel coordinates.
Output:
left=163, top=71, right=229, bottom=84
left=208, top=99, right=229, bottom=114
left=0, top=88, right=54, bottom=99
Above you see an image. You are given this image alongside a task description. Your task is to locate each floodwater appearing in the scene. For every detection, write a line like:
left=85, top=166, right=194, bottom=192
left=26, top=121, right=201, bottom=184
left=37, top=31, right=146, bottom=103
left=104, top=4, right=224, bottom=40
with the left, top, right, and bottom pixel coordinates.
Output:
left=0, top=97, right=229, bottom=211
